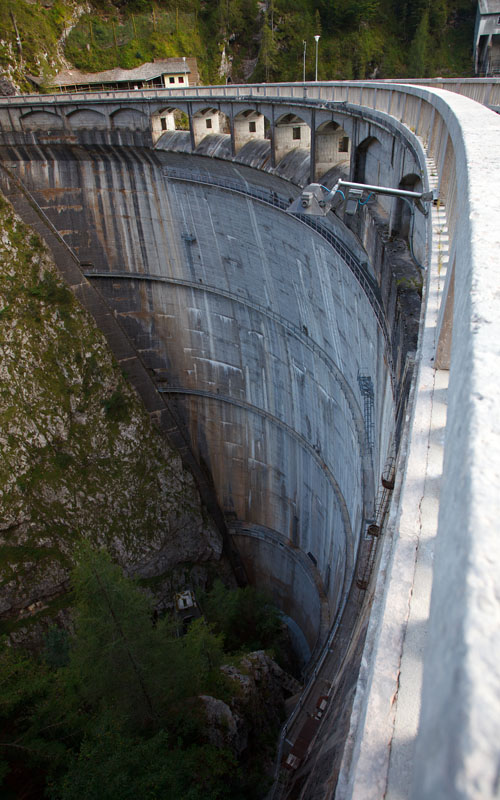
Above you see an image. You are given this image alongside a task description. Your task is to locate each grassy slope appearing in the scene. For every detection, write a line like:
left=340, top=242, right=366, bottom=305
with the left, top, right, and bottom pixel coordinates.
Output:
left=61, top=0, right=477, bottom=82
left=0, top=0, right=476, bottom=93
left=0, top=0, right=74, bottom=91
left=63, top=7, right=211, bottom=79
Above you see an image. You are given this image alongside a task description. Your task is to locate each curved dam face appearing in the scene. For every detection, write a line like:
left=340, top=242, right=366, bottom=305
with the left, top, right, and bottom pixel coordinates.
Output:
left=0, top=144, right=394, bottom=658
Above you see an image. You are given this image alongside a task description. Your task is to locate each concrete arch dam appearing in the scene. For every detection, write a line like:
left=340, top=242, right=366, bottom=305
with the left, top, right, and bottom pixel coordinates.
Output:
left=2, top=79, right=500, bottom=799
left=0, top=140, right=395, bottom=662
left=0, top=83, right=434, bottom=663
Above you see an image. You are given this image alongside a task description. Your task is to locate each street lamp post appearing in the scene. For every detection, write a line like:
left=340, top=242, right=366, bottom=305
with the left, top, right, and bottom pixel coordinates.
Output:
left=314, top=34, right=320, bottom=81
left=303, top=40, right=307, bottom=82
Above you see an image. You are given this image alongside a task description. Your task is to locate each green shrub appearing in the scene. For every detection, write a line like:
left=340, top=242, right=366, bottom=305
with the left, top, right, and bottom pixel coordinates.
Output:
left=28, top=271, right=72, bottom=305
left=201, top=580, right=283, bottom=655
left=101, top=389, right=129, bottom=421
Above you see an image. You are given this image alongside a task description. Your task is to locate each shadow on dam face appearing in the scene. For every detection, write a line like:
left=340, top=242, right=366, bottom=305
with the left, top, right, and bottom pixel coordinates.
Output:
left=0, top=143, right=395, bottom=661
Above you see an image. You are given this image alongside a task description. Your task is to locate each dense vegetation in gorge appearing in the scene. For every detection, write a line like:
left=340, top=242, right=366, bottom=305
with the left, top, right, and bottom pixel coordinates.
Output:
left=0, top=0, right=476, bottom=92
left=0, top=548, right=290, bottom=799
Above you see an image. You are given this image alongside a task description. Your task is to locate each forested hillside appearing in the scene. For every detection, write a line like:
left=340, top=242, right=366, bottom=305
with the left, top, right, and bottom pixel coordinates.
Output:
left=0, top=0, right=476, bottom=93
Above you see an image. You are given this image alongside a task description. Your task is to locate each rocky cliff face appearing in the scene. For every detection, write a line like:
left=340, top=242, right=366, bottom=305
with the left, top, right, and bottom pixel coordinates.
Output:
left=0, top=192, right=227, bottom=639
left=202, top=650, right=302, bottom=762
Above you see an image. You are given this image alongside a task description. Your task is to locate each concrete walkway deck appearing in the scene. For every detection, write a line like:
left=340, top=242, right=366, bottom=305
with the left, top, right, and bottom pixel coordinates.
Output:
left=336, top=173, right=449, bottom=800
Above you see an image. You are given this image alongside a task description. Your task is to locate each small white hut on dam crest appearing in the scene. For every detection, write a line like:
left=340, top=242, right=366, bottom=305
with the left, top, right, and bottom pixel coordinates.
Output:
left=1, top=78, right=500, bottom=799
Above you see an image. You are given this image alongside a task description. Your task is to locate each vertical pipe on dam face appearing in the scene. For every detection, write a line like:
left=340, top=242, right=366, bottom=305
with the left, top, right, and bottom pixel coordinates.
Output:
left=309, top=109, right=317, bottom=185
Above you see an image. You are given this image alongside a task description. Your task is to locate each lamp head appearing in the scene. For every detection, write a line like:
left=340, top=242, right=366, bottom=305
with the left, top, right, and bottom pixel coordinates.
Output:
left=344, top=188, right=364, bottom=215
left=287, top=184, right=331, bottom=216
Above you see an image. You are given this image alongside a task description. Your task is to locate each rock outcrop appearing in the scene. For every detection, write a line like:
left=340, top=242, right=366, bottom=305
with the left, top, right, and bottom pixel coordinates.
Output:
left=0, top=77, right=15, bottom=96
left=200, top=694, right=248, bottom=755
left=201, top=651, right=302, bottom=757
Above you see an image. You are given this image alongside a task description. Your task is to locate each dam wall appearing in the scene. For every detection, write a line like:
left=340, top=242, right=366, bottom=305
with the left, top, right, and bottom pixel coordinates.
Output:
left=0, top=144, right=395, bottom=657
left=1, top=80, right=500, bottom=798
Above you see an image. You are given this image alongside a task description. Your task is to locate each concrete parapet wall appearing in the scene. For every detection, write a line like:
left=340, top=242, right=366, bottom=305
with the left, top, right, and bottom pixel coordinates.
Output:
left=412, top=92, right=500, bottom=800
left=233, top=111, right=265, bottom=154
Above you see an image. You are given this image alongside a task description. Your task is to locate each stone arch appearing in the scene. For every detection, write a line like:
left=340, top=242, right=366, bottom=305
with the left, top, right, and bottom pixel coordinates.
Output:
left=275, top=112, right=310, bottom=165
left=233, top=109, right=267, bottom=154
left=353, top=135, right=382, bottom=184
left=192, top=107, right=230, bottom=148
left=20, top=110, right=64, bottom=130
left=393, top=173, right=423, bottom=239
left=110, top=107, right=148, bottom=130
left=314, top=120, right=351, bottom=181
left=66, top=108, right=107, bottom=129
left=151, top=106, right=178, bottom=143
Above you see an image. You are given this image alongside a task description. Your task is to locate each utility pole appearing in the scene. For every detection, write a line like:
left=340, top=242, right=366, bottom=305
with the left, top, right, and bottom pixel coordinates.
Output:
left=10, top=12, right=23, bottom=64
left=303, top=40, right=306, bottom=82
left=112, top=20, right=118, bottom=58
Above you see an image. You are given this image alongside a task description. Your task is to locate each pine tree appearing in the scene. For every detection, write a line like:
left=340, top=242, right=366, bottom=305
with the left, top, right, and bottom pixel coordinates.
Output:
left=260, top=11, right=279, bottom=80
left=408, top=9, right=431, bottom=77
left=69, top=545, right=164, bottom=727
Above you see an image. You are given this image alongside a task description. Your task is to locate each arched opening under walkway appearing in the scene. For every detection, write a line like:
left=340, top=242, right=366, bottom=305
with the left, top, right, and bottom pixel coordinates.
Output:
left=192, top=107, right=230, bottom=149
left=353, top=136, right=382, bottom=185
left=275, top=112, right=310, bottom=165
left=152, top=106, right=197, bottom=147
left=392, top=173, right=422, bottom=239
left=151, top=106, right=179, bottom=144
left=233, top=109, right=266, bottom=154
left=314, top=121, right=351, bottom=181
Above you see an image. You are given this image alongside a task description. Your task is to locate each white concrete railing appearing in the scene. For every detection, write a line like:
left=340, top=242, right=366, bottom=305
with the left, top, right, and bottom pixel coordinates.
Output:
left=3, top=76, right=500, bottom=105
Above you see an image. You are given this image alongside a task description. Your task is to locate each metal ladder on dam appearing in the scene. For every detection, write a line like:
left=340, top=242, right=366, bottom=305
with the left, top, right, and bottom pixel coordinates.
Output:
left=355, top=352, right=416, bottom=591
left=357, top=372, right=375, bottom=454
